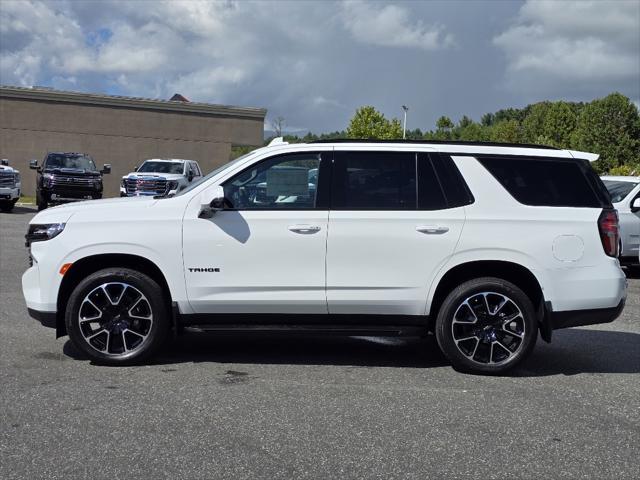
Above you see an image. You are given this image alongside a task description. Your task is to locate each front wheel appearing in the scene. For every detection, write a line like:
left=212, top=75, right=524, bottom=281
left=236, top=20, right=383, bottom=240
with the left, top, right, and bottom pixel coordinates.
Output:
left=0, top=200, right=13, bottom=212
left=435, top=277, right=537, bottom=374
left=65, top=268, right=170, bottom=365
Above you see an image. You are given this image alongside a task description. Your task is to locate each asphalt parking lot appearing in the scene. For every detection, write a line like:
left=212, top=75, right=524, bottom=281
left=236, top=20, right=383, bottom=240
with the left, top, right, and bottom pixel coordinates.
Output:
left=1, top=207, right=639, bottom=479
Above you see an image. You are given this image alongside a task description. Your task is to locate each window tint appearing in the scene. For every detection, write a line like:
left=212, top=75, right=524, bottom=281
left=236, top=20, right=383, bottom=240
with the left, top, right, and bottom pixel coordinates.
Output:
left=478, top=156, right=606, bottom=208
left=429, top=153, right=474, bottom=207
left=418, top=154, right=448, bottom=210
left=223, top=153, right=321, bottom=209
left=332, top=152, right=416, bottom=210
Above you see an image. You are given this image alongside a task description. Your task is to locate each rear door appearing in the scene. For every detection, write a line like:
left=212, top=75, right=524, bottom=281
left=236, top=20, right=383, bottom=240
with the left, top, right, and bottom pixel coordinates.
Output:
left=326, top=149, right=467, bottom=316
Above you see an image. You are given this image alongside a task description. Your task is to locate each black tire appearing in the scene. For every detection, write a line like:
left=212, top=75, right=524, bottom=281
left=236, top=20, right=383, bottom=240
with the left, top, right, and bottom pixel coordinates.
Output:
left=0, top=201, right=13, bottom=212
left=36, top=191, right=47, bottom=211
left=65, top=268, right=170, bottom=365
left=435, top=277, right=537, bottom=374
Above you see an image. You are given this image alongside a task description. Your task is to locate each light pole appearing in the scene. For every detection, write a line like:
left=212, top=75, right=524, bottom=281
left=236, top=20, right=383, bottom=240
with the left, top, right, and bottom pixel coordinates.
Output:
left=402, top=105, right=409, bottom=139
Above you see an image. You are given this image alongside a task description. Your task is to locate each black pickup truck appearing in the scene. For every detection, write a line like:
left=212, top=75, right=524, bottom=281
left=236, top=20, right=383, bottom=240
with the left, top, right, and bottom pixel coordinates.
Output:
left=30, top=152, right=111, bottom=210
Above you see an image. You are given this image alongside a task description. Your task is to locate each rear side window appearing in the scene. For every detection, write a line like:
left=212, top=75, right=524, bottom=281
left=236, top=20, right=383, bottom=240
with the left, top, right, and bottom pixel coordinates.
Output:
left=332, top=151, right=417, bottom=210
left=477, top=156, right=609, bottom=208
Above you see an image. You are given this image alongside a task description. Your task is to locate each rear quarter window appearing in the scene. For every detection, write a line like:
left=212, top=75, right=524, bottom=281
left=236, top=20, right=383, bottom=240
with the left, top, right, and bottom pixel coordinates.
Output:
left=477, top=156, right=610, bottom=208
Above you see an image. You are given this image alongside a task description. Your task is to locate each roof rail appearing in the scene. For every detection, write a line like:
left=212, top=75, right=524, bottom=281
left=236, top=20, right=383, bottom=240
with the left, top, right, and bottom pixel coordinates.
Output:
left=308, top=139, right=560, bottom=150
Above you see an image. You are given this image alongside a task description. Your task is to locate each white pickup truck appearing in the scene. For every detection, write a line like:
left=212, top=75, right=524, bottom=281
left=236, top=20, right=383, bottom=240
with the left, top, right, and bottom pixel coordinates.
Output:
left=120, top=159, right=202, bottom=197
left=0, top=159, right=21, bottom=212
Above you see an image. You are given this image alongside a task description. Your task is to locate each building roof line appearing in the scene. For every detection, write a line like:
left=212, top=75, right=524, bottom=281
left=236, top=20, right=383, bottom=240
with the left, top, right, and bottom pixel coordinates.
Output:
left=0, top=85, right=266, bottom=120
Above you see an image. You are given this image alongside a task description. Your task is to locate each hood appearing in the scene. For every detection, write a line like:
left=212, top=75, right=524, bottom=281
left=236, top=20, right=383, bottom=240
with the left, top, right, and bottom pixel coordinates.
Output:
left=123, top=172, right=184, bottom=181
left=0, top=166, right=19, bottom=174
left=30, top=196, right=157, bottom=225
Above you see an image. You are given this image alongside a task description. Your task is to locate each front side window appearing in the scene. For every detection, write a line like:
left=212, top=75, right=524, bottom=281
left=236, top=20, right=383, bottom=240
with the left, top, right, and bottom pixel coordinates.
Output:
left=223, top=153, right=321, bottom=209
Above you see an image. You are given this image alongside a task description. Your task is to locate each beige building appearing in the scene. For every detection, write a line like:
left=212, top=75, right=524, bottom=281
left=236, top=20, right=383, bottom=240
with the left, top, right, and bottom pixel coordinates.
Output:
left=0, top=86, right=266, bottom=197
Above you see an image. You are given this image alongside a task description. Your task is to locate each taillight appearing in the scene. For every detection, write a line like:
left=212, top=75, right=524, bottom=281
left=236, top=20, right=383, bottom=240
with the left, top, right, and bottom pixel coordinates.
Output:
left=598, top=209, right=619, bottom=257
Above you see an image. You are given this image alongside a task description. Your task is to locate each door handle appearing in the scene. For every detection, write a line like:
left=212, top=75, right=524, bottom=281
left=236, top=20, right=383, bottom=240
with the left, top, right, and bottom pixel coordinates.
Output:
left=416, top=225, right=449, bottom=234
left=288, top=224, right=321, bottom=234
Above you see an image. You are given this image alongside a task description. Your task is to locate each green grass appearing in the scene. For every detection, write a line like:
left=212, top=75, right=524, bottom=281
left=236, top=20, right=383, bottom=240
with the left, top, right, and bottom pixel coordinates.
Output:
left=17, top=195, right=35, bottom=205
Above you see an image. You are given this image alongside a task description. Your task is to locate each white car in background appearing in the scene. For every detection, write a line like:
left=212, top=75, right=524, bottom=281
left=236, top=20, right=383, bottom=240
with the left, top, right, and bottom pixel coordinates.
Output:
left=601, top=176, right=640, bottom=266
left=120, top=159, right=202, bottom=197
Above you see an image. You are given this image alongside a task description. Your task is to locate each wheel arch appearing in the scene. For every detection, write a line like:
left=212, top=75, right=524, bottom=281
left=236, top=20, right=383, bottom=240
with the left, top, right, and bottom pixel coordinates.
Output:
left=56, top=253, right=172, bottom=337
left=427, top=260, right=550, bottom=341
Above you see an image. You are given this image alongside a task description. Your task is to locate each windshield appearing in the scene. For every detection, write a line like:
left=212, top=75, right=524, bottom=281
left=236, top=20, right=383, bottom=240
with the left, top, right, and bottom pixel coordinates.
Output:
left=175, top=151, right=259, bottom=197
left=603, top=180, right=639, bottom=203
left=138, top=161, right=184, bottom=174
left=45, top=154, right=97, bottom=171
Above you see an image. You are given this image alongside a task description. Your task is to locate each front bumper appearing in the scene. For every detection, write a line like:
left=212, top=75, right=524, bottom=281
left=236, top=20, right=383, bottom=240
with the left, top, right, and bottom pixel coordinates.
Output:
left=0, top=186, right=20, bottom=200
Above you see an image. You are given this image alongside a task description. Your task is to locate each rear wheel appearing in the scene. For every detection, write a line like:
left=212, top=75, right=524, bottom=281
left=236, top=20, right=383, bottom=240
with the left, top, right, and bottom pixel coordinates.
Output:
left=435, top=277, right=537, bottom=374
left=65, top=268, right=169, bottom=365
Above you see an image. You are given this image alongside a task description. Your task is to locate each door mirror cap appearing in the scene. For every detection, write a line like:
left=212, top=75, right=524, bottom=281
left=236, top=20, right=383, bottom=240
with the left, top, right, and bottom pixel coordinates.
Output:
left=188, top=172, right=194, bottom=182
left=631, top=197, right=640, bottom=212
left=1, top=159, right=8, bottom=166
left=29, top=160, right=38, bottom=170
left=199, top=185, right=226, bottom=218
left=101, top=164, right=111, bottom=174
left=133, top=165, right=138, bottom=172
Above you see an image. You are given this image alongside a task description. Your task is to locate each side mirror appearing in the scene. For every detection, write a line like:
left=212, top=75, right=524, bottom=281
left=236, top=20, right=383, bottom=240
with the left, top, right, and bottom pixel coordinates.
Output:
left=133, top=165, right=138, bottom=172
left=199, top=186, right=226, bottom=218
left=1, top=159, right=8, bottom=166
left=101, top=164, right=111, bottom=174
left=188, top=171, right=194, bottom=182
left=631, top=197, right=640, bottom=213
left=30, top=159, right=38, bottom=170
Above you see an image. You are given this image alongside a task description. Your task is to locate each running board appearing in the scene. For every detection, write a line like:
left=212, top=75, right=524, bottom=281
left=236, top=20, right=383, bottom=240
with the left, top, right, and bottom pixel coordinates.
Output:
left=182, top=324, right=426, bottom=337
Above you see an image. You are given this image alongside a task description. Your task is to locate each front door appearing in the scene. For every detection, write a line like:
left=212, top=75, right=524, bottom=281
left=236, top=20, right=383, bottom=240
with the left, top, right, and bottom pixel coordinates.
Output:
left=183, top=151, right=330, bottom=314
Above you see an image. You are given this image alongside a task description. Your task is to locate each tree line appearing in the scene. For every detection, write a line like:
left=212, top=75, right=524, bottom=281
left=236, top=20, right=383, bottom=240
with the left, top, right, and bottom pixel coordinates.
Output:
left=260, top=92, right=639, bottom=174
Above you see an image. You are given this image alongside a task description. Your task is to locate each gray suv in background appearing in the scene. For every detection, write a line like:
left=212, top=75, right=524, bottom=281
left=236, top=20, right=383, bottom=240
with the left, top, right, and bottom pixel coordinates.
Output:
left=602, top=176, right=640, bottom=266
left=120, top=158, right=202, bottom=197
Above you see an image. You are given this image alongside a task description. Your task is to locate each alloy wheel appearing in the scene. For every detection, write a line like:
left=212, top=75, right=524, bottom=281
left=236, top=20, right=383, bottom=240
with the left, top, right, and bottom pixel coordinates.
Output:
left=451, top=292, right=526, bottom=366
left=78, top=282, right=153, bottom=356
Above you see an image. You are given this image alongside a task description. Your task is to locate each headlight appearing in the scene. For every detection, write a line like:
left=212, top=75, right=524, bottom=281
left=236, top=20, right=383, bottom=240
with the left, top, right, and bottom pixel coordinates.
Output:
left=42, top=173, right=53, bottom=187
left=14, top=172, right=20, bottom=183
left=121, top=178, right=126, bottom=188
left=168, top=180, right=179, bottom=190
left=25, top=223, right=66, bottom=246
left=94, top=179, right=102, bottom=188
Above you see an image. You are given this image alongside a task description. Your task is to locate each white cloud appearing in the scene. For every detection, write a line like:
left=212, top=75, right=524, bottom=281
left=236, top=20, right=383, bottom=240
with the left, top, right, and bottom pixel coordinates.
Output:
left=340, top=0, right=454, bottom=50
left=494, top=0, right=640, bottom=93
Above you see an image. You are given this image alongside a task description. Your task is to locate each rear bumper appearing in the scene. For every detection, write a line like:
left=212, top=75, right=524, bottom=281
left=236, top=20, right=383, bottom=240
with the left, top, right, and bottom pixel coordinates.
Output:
left=546, top=298, right=625, bottom=330
left=27, top=308, right=57, bottom=328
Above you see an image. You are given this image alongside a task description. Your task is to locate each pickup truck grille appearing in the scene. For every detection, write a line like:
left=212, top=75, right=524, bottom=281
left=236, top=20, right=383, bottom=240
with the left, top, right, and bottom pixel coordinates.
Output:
left=50, top=175, right=96, bottom=187
left=0, top=171, right=16, bottom=188
left=125, top=177, right=168, bottom=196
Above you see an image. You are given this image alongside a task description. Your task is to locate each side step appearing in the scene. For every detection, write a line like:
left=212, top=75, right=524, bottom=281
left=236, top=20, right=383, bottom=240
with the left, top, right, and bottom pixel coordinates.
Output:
left=182, top=324, right=426, bottom=337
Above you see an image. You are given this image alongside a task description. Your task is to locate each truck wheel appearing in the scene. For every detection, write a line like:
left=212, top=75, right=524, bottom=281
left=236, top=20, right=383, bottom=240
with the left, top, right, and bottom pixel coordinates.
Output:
left=36, top=192, right=48, bottom=211
left=0, top=200, right=13, bottom=212
left=65, top=268, right=170, bottom=365
left=435, top=277, right=537, bottom=374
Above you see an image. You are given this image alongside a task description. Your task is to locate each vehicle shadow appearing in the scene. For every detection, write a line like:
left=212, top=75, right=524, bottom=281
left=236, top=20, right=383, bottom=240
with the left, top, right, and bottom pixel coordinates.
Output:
left=623, top=266, right=640, bottom=280
left=1, top=206, right=35, bottom=215
left=63, top=328, right=640, bottom=376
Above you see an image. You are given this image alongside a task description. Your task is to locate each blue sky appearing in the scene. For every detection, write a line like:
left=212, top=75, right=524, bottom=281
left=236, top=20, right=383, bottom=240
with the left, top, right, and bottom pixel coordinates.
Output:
left=1, top=0, right=638, bottom=134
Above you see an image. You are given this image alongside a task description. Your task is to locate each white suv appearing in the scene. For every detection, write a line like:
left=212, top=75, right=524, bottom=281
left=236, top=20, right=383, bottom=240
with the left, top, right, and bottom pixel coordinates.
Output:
left=22, top=140, right=627, bottom=373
